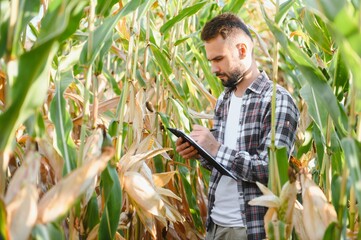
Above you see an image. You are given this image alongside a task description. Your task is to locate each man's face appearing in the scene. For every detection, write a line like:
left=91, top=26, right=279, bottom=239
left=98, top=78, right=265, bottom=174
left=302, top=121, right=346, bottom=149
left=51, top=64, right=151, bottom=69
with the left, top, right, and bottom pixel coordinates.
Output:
left=204, top=35, right=244, bottom=88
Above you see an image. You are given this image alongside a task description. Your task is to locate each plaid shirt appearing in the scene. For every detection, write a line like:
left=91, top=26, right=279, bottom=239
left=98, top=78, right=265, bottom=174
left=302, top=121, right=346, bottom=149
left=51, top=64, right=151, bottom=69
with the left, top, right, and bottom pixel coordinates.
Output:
left=200, top=71, right=299, bottom=240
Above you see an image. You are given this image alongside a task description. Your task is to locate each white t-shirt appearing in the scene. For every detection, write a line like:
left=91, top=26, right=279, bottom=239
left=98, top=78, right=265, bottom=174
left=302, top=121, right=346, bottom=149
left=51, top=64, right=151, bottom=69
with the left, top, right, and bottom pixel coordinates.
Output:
left=210, top=91, right=244, bottom=227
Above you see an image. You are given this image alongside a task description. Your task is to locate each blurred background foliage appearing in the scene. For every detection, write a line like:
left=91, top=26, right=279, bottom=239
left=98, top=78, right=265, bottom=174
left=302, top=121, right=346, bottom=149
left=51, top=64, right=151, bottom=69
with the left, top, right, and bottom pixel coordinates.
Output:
left=0, top=0, right=360, bottom=239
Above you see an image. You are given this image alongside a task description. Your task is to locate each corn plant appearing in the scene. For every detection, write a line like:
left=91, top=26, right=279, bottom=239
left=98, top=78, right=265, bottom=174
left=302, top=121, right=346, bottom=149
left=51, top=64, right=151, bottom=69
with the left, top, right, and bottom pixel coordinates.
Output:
left=1, top=0, right=360, bottom=239
left=0, top=0, right=266, bottom=239
left=249, top=0, right=361, bottom=239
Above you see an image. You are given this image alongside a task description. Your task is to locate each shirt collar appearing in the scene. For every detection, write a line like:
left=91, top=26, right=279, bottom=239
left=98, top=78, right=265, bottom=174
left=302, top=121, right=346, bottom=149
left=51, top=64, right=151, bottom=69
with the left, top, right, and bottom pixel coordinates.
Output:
left=224, top=70, right=269, bottom=97
left=246, top=70, right=270, bottom=95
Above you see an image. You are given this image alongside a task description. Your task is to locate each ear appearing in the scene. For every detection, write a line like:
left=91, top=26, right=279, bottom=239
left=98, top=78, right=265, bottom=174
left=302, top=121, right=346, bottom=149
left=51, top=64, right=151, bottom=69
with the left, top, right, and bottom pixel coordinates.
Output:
left=236, top=43, right=247, bottom=59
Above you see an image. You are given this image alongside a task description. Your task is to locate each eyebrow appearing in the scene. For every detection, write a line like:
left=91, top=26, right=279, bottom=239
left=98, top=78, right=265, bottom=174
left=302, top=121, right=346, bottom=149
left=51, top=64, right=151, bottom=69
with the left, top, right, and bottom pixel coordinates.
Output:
left=207, top=55, right=224, bottom=61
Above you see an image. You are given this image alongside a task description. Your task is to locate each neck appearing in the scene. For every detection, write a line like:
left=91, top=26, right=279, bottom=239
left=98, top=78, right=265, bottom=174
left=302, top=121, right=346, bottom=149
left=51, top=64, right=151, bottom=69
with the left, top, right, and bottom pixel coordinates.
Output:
left=234, top=61, right=260, bottom=97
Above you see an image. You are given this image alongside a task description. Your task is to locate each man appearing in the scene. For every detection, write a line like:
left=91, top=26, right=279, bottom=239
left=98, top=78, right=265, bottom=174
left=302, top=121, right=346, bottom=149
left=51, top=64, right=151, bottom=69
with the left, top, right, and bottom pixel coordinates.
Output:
left=175, top=13, right=299, bottom=240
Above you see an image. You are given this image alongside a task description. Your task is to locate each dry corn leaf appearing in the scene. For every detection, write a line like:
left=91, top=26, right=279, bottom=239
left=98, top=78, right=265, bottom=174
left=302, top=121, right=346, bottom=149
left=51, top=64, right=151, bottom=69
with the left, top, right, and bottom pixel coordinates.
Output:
left=153, top=171, right=177, bottom=187
left=256, top=181, right=275, bottom=195
left=37, top=148, right=114, bottom=223
left=82, top=129, right=103, bottom=162
left=292, top=201, right=310, bottom=240
left=120, top=148, right=172, bottom=174
left=279, top=181, right=298, bottom=237
left=124, top=171, right=165, bottom=217
left=137, top=207, right=157, bottom=239
left=0, top=70, right=5, bottom=105
left=301, top=173, right=337, bottom=240
left=188, top=108, right=214, bottom=120
left=82, top=129, right=104, bottom=204
left=249, top=182, right=280, bottom=208
left=38, top=138, right=64, bottom=181
left=6, top=184, right=38, bottom=240
left=5, top=151, right=40, bottom=204
left=249, top=195, right=281, bottom=208
left=86, top=224, right=99, bottom=240
left=161, top=198, right=184, bottom=223
left=155, top=187, right=182, bottom=202
left=139, top=162, right=154, bottom=184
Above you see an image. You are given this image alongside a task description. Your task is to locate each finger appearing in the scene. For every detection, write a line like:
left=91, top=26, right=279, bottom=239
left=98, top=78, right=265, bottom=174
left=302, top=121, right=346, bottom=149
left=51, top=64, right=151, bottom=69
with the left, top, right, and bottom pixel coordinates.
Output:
left=176, top=141, right=190, bottom=152
left=177, top=143, right=193, bottom=155
left=175, top=137, right=184, bottom=146
left=182, top=149, right=199, bottom=159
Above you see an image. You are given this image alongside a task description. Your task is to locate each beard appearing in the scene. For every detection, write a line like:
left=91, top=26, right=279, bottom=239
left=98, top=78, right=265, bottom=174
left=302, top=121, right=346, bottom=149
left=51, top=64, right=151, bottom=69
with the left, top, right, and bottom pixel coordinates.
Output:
left=216, top=69, right=244, bottom=89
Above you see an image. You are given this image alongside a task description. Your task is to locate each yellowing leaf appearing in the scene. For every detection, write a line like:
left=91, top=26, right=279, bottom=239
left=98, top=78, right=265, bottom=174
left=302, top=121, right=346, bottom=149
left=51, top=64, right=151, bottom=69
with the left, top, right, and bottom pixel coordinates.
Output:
left=37, top=148, right=114, bottom=223
left=124, top=172, right=165, bottom=217
left=82, top=128, right=103, bottom=162
left=249, top=195, right=281, bottom=208
left=5, top=151, right=40, bottom=204
left=152, top=171, right=177, bottom=187
left=120, top=148, right=172, bottom=174
left=6, top=184, right=38, bottom=240
left=256, top=181, right=275, bottom=196
left=135, top=205, right=157, bottom=238
left=38, top=138, right=63, bottom=181
left=301, top=173, right=337, bottom=240
left=155, top=186, right=182, bottom=202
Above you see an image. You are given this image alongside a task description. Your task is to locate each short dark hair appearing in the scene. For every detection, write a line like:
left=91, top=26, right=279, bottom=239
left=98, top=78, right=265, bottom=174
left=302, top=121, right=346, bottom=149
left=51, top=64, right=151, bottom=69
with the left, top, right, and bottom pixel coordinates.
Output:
left=201, top=13, right=253, bottom=42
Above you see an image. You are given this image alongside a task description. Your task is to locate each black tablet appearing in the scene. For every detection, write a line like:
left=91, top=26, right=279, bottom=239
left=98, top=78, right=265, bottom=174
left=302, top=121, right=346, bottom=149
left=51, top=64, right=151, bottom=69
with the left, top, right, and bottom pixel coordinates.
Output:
left=168, top=127, right=237, bottom=180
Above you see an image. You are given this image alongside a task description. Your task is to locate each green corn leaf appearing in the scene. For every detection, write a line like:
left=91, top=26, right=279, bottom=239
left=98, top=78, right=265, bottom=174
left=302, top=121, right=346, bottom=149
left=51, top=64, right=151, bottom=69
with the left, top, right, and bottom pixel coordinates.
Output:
left=330, top=174, right=348, bottom=216
left=160, top=1, right=207, bottom=34
left=275, top=0, right=295, bottom=24
left=37, top=0, right=87, bottom=45
left=303, top=10, right=333, bottom=55
left=99, top=164, right=122, bottom=240
left=0, top=1, right=10, bottom=58
left=268, top=147, right=289, bottom=196
left=95, top=0, right=119, bottom=17
left=300, top=84, right=327, bottom=141
left=0, top=199, right=6, bottom=240
left=0, top=0, right=40, bottom=58
left=331, top=172, right=349, bottom=240
left=312, top=124, right=324, bottom=182
left=102, top=68, right=122, bottom=96
left=261, top=5, right=348, bottom=138
left=222, top=0, right=246, bottom=14
left=10, top=0, right=40, bottom=57
left=137, top=0, right=156, bottom=20
left=322, top=222, right=340, bottom=240
left=49, top=71, right=77, bottom=175
left=23, top=109, right=46, bottom=139
left=177, top=55, right=218, bottom=102
left=190, top=46, right=223, bottom=97
left=296, top=123, right=313, bottom=159
left=149, top=44, right=170, bottom=77
left=332, top=50, right=349, bottom=100
left=0, top=0, right=87, bottom=152
left=0, top=40, right=58, bottom=151
left=83, top=194, right=100, bottom=233
left=150, top=44, right=183, bottom=100
left=341, top=138, right=361, bottom=219
left=58, top=43, right=85, bottom=72
left=178, top=165, right=203, bottom=231
left=333, top=5, right=361, bottom=52
left=303, top=0, right=346, bottom=21
left=32, top=223, right=65, bottom=240
left=80, top=0, right=145, bottom=66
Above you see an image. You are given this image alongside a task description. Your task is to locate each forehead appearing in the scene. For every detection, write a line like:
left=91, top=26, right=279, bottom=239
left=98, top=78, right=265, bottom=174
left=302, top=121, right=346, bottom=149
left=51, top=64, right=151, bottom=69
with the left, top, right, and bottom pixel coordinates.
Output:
left=204, top=35, right=230, bottom=59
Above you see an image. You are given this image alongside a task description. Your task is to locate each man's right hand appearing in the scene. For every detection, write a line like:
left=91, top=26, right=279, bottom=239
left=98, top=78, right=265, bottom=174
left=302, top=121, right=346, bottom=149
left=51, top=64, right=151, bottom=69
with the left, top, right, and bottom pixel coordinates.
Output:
left=175, top=137, right=199, bottom=159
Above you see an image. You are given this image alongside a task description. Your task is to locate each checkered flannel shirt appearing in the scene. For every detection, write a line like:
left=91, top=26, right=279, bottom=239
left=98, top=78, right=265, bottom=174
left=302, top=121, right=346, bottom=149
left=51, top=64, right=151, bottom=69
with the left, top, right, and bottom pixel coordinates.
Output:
left=199, top=71, right=299, bottom=240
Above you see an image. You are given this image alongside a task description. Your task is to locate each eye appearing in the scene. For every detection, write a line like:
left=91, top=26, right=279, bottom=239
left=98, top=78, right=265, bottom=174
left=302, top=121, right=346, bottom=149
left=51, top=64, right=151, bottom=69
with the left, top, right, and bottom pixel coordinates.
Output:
left=213, top=57, right=223, bottom=63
